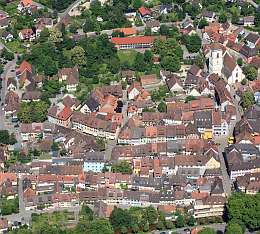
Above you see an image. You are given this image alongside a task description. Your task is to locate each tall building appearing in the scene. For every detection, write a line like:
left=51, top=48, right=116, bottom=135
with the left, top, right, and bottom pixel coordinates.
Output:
left=209, top=47, right=223, bottom=76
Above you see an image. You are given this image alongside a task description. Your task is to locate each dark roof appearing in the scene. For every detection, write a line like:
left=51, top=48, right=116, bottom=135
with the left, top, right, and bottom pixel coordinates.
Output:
left=245, top=33, right=259, bottom=44
left=84, top=152, right=105, bottom=162
left=211, top=177, right=224, bottom=194
left=194, top=110, right=212, bottom=129
left=240, top=45, right=257, bottom=58
left=85, top=96, right=99, bottom=112
left=1, top=31, right=12, bottom=38
left=202, top=10, right=214, bottom=18
left=189, top=65, right=201, bottom=76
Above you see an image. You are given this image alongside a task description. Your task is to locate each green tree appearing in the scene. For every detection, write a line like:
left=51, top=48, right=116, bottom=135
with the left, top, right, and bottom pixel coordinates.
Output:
left=194, top=54, right=205, bottom=69
left=165, top=220, right=174, bottom=229
left=0, top=130, right=17, bottom=145
left=0, top=63, right=3, bottom=74
left=133, top=53, right=146, bottom=72
left=227, top=193, right=260, bottom=231
left=241, top=91, right=255, bottom=109
left=160, top=24, right=170, bottom=36
left=188, top=216, right=196, bottom=226
left=0, top=197, right=19, bottom=215
left=237, top=58, right=243, bottom=66
left=144, top=206, right=158, bottom=225
left=198, top=228, right=216, bottom=234
left=144, top=50, right=152, bottom=64
left=38, top=28, right=50, bottom=43
left=111, top=161, right=133, bottom=174
left=243, top=65, right=257, bottom=81
left=1, top=48, right=14, bottom=61
left=49, top=28, right=63, bottom=43
left=219, top=11, right=227, bottom=23
left=18, top=101, right=49, bottom=123
left=143, top=222, right=149, bottom=232
left=183, top=34, right=202, bottom=53
left=110, top=207, right=132, bottom=230
left=83, top=17, right=96, bottom=33
left=86, top=219, right=114, bottom=234
left=255, top=12, right=260, bottom=27
left=176, top=214, right=185, bottom=228
left=241, top=79, right=247, bottom=85
left=185, top=95, right=197, bottom=103
left=132, top=0, right=142, bottom=9
left=43, top=80, right=61, bottom=97
left=198, top=18, right=209, bottom=29
left=156, top=221, right=165, bottom=230
left=64, top=46, right=86, bottom=66
left=225, top=223, right=244, bottom=234
left=80, top=204, right=94, bottom=220
left=161, top=55, right=181, bottom=72
left=158, top=101, right=167, bottom=112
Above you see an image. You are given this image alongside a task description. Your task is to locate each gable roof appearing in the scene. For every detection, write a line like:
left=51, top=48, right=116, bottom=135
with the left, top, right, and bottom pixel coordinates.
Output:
left=18, top=60, right=33, bottom=74
left=138, top=6, right=151, bottom=16
left=245, top=33, right=260, bottom=44
left=222, top=53, right=237, bottom=78
left=85, top=96, right=100, bottom=112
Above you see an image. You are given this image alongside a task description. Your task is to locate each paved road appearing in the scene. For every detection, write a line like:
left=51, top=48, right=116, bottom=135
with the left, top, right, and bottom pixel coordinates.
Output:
left=32, top=1, right=53, bottom=13
left=57, top=0, right=84, bottom=21
left=152, top=223, right=258, bottom=234
left=104, top=90, right=129, bottom=161
left=86, top=22, right=175, bottom=37
left=0, top=55, right=17, bottom=128
left=213, top=84, right=243, bottom=196
left=0, top=53, right=22, bottom=149
left=2, top=175, right=81, bottom=226
left=246, top=0, right=259, bottom=8
left=152, top=223, right=226, bottom=234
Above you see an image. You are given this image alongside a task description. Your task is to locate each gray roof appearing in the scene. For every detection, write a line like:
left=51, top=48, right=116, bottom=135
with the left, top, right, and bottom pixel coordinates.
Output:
left=245, top=33, right=259, bottom=44
left=194, top=110, right=212, bottom=129
left=235, top=143, right=260, bottom=156
left=84, top=152, right=105, bottom=162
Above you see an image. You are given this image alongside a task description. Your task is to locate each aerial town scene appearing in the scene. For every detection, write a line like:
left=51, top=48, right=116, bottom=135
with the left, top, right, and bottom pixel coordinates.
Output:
left=0, top=0, right=259, bottom=233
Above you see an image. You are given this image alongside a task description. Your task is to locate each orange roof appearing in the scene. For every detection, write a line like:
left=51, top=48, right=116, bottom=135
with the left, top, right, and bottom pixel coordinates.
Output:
left=57, top=107, right=73, bottom=121
left=18, top=60, right=32, bottom=74
left=112, top=36, right=156, bottom=45
left=138, top=6, right=151, bottom=16
left=191, top=227, right=203, bottom=234
left=192, top=191, right=209, bottom=199
left=157, top=204, right=176, bottom=214
left=116, top=27, right=137, bottom=36
left=21, top=0, right=32, bottom=6
left=145, top=126, right=157, bottom=137
left=254, top=135, right=260, bottom=145
left=0, top=173, right=16, bottom=184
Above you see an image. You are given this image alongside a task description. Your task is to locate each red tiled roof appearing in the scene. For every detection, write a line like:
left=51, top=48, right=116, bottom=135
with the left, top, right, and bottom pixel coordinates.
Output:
left=21, top=0, right=32, bottom=6
left=138, top=6, right=151, bottom=16
left=57, top=107, right=73, bottom=121
left=111, top=36, right=156, bottom=45
left=115, top=27, right=137, bottom=36
left=18, top=60, right=32, bottom=74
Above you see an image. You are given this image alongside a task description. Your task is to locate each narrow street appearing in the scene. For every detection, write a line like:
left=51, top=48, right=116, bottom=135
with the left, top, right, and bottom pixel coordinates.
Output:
left=105, top=90, right=128, bottom=161
left=0, top=53, right=22, bottom=150
left=214, top=85, right=243, bottom=197
left=2, top=175, right=81, bottom=226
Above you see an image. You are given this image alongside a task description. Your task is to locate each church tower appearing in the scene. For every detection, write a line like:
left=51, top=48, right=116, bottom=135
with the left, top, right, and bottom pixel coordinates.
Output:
left=209, top=47, right=223, bottom=76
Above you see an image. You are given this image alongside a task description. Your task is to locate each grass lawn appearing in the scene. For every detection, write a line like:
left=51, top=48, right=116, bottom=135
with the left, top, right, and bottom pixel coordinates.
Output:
left=38, top=152, right=51, bottom=160
left=2, top=1, right=19, bottom=16
left=5, top=40, right=25, bottom=54
left=118, top=50, right=137, bottom=67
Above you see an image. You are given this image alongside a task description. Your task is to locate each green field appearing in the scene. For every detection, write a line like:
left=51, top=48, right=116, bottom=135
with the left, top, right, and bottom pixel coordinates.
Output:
left=118, top=50, right=138, bottom=67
